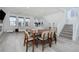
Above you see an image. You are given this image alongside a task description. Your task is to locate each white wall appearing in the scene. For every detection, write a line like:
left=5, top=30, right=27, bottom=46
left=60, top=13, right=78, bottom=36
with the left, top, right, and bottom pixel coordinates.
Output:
left=0, top=23, right=3, bottom=36
left=76, top=24, right=79, bottom=40
left=44, top=11, right=66, bottom=36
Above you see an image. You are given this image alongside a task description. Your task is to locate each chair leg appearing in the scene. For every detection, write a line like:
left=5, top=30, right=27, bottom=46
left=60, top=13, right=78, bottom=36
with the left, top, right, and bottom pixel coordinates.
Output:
left=26, top=42, right=28, bottom=52
left=42, top=40, right=44, bottom=52
left=54, top=33, right=57, bottom=44
left=54, top=36, right=57, bottom=44
left=49, top=38, right=52, bottom=47
left=50, top=39, right=52, bottom=46
left=55, top=38, right=57, bottom=44
left=24, top=40, right=26, bottom=46
left=35, top=39, right=38, bottom=48
left=32, top=40, right=35, bottom=52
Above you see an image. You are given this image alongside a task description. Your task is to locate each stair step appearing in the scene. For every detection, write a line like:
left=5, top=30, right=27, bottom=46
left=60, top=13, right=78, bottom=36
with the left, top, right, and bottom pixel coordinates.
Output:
left=62, top=30, right=73, bottom=33
left=64, top=26, right=73, bottom=28
left=60, top=33, right=72, bottom=37
left=61, top=32, right=72, bottom=35
left=60, top=34, right=72, bottom=37
left=65, top=25, right=73, bottom=27
left=60, top=34, right=72, bottom=39
left=63, top=27, right=72, bottom=30
left=60, top=35, right=72, bottom=39
left=65, top=24, right=73, bottom=26
left=63, top=26, right=72, bottom=28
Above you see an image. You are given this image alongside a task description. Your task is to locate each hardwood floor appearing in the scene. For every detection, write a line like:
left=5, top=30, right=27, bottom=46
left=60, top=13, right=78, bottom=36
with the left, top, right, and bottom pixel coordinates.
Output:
left=0, top=32, right=79, bottom=52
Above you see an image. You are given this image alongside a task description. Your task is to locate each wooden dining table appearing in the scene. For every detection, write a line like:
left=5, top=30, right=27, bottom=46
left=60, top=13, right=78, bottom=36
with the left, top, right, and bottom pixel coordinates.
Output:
left=29, top=27, right=49, bottom=47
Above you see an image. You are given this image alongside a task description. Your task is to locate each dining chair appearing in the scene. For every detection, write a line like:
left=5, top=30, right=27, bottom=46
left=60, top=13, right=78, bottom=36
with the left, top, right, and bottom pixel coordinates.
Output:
left=53, top=27, right=57, bottom=44
left=53, top=32, right=57, bottom=44
left=48, top=31, right=53, bottom=47
left=49, top=27, right=57, bottom=43
left=39, top=31, right=49, bottom=52
left=24, top=31, right=35, bottom=52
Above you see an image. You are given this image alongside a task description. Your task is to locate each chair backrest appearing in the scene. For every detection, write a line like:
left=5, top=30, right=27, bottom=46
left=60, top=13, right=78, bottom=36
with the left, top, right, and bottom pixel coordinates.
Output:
left=24, top=30, right=36, bottom=42
left=41, top=31, right=49, bottom=40
left=24, top=31, right=30, bottom=39
left=53, top=27, right=57, bottom=33
left=48, top=31, right=52, bottom=38
left=48, top=31, right=54, bottom=39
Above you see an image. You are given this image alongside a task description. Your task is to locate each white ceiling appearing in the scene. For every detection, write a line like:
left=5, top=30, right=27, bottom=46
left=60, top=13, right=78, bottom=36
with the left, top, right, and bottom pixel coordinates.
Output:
left=0, top=7, right=66, bottom=17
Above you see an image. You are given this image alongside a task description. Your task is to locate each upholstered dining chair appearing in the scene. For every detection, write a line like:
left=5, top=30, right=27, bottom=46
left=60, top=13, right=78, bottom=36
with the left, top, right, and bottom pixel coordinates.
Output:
left=53, top=32, right=57, bottom=44
left=49, top=26, right=57, bottom=44
left=24, top=31, right=35, bottom=52
left=39, top=31, right=49, bottom=52
left=53, top=27, right=57, bottom=44
left=48, top=31, right=53, bottom=47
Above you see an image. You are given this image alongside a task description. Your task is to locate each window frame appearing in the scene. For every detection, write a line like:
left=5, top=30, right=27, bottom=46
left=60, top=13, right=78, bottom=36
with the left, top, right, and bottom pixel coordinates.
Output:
left=25, top=18, right=30, bottom=26
left=9, top=16, right=17, bottom=27
left=18, top=17, right=25, bottom=27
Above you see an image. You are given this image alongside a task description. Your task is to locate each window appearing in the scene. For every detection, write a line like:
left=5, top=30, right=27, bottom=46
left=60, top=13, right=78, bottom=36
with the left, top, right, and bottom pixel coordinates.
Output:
left=18, top=17, right=24, bottom=27
left=9, top=16, right=16, bottom=26
left=67, top=8, right=78, bottom=19
left=25, top=18, right=30, bottom=26
left=71, top=10, right=75, bottom=17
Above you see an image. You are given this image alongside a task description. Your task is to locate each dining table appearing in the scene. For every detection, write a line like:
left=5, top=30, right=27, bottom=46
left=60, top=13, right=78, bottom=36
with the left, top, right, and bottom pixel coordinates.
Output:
left=30, top=27, right=49, bottom=47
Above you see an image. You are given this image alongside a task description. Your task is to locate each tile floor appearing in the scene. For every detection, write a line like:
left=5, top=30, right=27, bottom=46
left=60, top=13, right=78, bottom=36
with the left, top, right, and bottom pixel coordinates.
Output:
left=0, top=32, right=79, bottom=52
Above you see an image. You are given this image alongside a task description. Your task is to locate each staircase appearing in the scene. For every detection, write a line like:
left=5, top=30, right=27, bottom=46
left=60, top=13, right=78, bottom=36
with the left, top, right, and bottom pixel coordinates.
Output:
left=60, top=24, right=73, bottom=39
